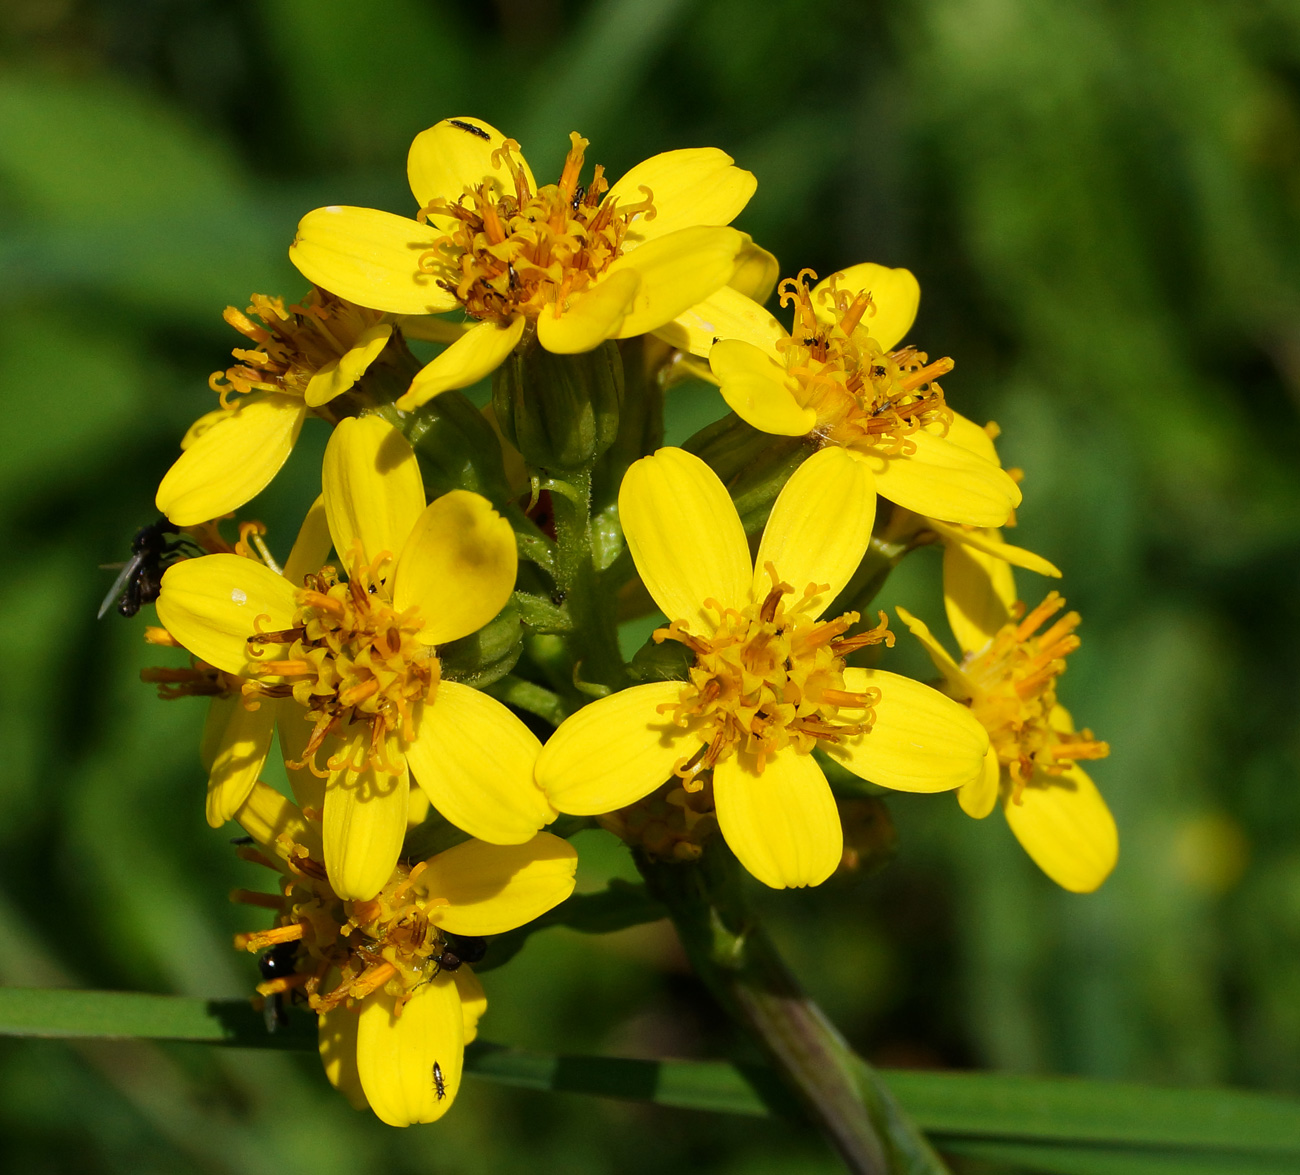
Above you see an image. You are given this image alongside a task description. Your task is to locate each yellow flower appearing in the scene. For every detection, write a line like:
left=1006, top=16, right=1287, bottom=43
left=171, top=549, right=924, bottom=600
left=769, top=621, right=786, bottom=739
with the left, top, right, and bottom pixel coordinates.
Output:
left=288, top=116, right=756, bottom=410
left=678, top=263, right=1021, bottom=528
left=156, top=289, right=393, bottom=526
left=231, top=780, right=577, bottom=1126
left=157, top=415, right=555, bottom=901
left=536, top=446, right=989, bottom=889
left=909, top=414, right=1063, bottom=648
left=897, top=589, right=1117, bottom=893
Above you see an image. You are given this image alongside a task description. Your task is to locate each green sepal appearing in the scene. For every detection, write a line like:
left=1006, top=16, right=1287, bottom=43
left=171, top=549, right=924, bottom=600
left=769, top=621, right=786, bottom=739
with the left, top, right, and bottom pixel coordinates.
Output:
left=437, top=598, right=523, bottom=689
left=628, top=634, right=692, bottom=683
left=682, top=411, right=811, bottom=533
left=389, top=389, right=513, bottom=507
left=493, top=338, right=623, bottom=471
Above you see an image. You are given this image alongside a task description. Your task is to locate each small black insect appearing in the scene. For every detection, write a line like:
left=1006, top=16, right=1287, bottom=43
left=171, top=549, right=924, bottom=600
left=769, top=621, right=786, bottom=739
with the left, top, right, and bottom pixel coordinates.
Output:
left=258, top=941, right=301, bottom=1033
left=229, top=835, right=255, bottom=846
left=448, top=118, right=491, bottom=141
left=571, top=184, right=586, bottom=210
left=432, top=1061, right=447, bottom=1101
left=98, top=518, right=197, bottom=619
left=433, top=932, right=487, bottom=974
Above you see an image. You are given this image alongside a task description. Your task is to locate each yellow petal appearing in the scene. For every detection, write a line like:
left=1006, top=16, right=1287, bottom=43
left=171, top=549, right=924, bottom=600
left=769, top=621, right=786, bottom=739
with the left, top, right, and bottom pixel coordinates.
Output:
left=322, top=415, right=425, bottom=569
left=304, top=324, right=393, bottom=408
left=709, top=338, right=816, bottom=436
left=180, top=406, right=228, bottom=451
left=536, top=268, right=640, bottom=354
left=535, top=682, right=696, bottom=815
left=282, top=495, right=332, bottom=587
left=417, top=833, right=577, bottom=935
left=605, top=148, right=756, bottom=246
left=323, top=754, right=409, bottom=901
left=405, top=681, right=553, bottom=844
left=827, top=668, right=989, bottom=792
left=453, top=969, right=486, bottom=1045
left=619, top=447, right=751, bottom=629
left=392, top=490, right=517, bottom=646
left=753, top=447, right=875, bottom=614
left=156, top=554, right=297, bottom=677
left=657, top=284, right=786, bottom=359
left=862, top=430, right=1021, bottom=528
left=1004, top=765, right=1118, bottom=893
left=943, top=539, right=1017, bottom=657
left=407, top=116, right=534, bottom=210
left=609, top=226, right=748, bottom=338
left=929, top=519, right=1061, bottom=579
left=357, top=976, right=463, bottom=1126
left=959, top=746, right=1001, bottom=819
left=204, top=696, right=277, bottom=828
left=277, top=706, right=331, bottom=812
left=318, top=1002, right=368, bottom=1111
left=156, top=395, right=305, bottom=526
left=233, top=779, right=323, bottom=865
left=289, top=206, right=458, bottom=316
left=943, top=412, right=1001, bottom=464
left=729, top=241, right=780, bottom=304
left=812, top=264, right=919, bottom=351
left=714, top=747, right=841, bottom=889
left=893, top=605, right=970, bottom=697
left=397, top=317, right=526, bottom=411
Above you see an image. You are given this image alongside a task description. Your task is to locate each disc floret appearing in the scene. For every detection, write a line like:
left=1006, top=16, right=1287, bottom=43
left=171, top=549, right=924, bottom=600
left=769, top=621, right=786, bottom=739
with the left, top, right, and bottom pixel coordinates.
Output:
left=777, top=269, right=954, bottom=454
left=212, top=288, right=388, bottom=409
left=244, top=545, right=439, bottom=777
left=654, top=564, right=895, bottom=780
left=962, top=592, right=1110, bottom=793
left=419, top=132, right=655, bottom=326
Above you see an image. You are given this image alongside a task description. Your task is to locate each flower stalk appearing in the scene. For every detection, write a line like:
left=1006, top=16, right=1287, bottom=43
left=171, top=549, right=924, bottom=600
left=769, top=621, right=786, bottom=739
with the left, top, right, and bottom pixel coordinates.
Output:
left=639, top=846, right=950, bottom=1175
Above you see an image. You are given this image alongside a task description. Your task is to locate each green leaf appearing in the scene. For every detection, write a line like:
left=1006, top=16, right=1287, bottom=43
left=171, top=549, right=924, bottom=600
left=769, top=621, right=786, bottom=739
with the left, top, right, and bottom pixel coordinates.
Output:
left=0, top=987, right=315, bottom=1051
left=4, top=986, right=1300, bottom=1172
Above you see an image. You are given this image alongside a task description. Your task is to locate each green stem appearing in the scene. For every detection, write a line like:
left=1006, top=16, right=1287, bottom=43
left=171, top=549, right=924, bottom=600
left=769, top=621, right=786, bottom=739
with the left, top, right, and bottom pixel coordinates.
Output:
left=546, top=468, right=627, bottom=694
left=638, top=847, right=949, bottom=1175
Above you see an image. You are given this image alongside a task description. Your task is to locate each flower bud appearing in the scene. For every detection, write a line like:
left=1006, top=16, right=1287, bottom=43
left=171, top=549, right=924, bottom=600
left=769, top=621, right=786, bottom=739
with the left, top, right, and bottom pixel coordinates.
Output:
left=683, top=412, right=810, bottom=533
left=396, top=391, right=513, bottom=507
left=437, top=598, right=523, bottom=690
left=493, top=337, right=622, bottom=471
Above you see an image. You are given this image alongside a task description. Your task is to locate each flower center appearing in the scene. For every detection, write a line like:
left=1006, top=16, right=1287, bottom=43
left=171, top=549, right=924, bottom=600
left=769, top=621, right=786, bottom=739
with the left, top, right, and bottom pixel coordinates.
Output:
left=244, top=545, right=439, bottom=776
left=233, top=840, right=462, bottom=1017
left=961, top=592, right=1110, bottom=794
left=653, top=565, right=894, bottom=779
left=211, top=288, right=385, bottom=408
left=417, top=132, right=655, bottom=325
left=775, top=269, right=954, bottom=453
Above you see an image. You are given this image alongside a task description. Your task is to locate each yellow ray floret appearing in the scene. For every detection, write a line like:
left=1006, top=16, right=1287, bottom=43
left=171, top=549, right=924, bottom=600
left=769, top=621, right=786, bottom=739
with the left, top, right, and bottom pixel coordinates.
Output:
left=897, top=595, right=1117, bottom=893
left=536, top=446, right=989, bottom=890
left=157, top=289, right=391, bottom=526
left=157, top=416, right=553, bottom=901
left=696, top=264, right=1021, bottom=528
left=231, top=781, right=576, bottom=1126
left=289, top=116, right=757, bottom=409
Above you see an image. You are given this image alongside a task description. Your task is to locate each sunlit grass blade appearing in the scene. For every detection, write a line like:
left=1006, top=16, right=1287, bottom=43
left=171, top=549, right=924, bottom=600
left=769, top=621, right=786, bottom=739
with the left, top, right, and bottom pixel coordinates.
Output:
left=4, top=985, right=1300, bottom=1170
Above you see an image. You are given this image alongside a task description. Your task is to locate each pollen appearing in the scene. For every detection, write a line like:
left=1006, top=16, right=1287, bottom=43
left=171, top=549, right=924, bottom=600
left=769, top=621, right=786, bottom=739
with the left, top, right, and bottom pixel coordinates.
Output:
left=242, top=544, right=439, bottom=776
left=653, top=564, right=894, bottom=779
left=962, top=592, right=1110, bottom=796
left=775, top=269, right=954, bottom=454
left=210, top=288, right=385, bottom=409
left=417, top=132, right=655, bottom=325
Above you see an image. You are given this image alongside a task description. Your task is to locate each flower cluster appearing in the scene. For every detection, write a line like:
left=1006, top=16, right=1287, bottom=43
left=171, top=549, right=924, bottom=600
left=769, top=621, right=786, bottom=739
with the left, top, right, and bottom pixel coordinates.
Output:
left=121, top=115, right=1116, bottom=1125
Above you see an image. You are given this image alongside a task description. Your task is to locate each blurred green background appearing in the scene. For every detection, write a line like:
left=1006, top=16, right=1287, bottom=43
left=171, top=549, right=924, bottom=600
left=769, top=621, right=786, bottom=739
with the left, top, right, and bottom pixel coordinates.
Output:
left=4, top=0, right=1300, bottom=1171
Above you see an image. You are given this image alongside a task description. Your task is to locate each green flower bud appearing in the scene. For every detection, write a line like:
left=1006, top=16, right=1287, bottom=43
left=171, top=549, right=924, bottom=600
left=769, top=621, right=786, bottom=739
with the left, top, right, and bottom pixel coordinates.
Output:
left=437, top=598, right=523, bottom=690
left=390, top=390, right=512, bottom=507
left=683, top=412, right=811, bottom=533
left=493, top=337, right=622, bottom=471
